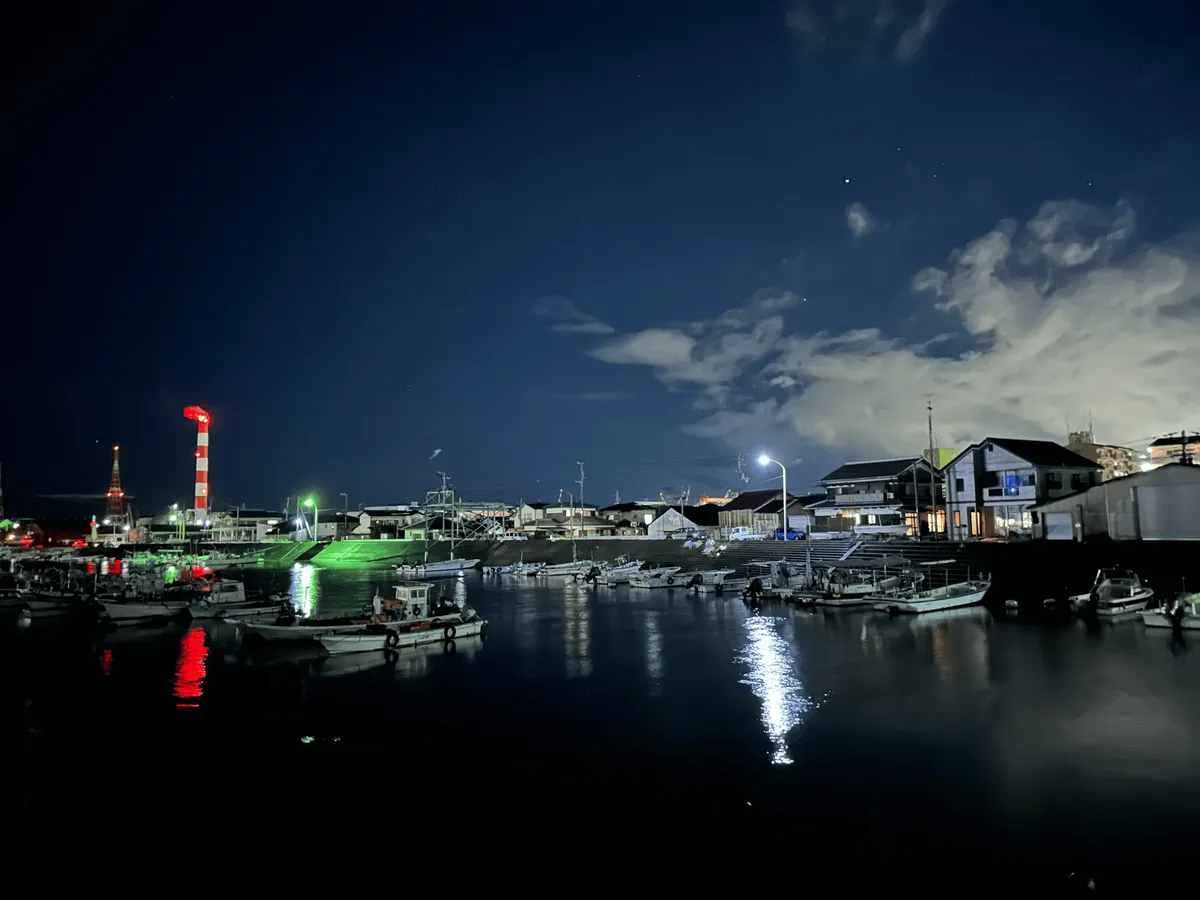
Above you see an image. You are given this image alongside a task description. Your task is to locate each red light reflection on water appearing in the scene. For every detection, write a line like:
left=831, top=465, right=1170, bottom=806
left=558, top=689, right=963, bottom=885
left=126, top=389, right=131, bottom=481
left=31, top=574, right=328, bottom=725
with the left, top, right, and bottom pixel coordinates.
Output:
left=101, top=649, right=113, bottom=676
left=174, top=626, right=209, bottom=707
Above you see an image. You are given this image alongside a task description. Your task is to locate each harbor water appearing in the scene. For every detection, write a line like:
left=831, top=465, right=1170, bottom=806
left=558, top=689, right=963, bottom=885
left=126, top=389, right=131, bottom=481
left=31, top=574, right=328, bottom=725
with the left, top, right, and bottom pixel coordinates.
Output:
left=6, top=564, right=1199, bottom=878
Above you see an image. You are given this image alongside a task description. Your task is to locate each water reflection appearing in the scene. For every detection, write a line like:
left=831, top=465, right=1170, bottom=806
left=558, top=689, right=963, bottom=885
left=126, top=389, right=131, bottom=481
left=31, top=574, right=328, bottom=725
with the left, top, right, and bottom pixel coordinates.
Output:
left=645, top=612, right=663, bottom=696
left=290, top=563, right=318, bottom=617
left=736, top=614, right=816, bottom=765
left=174, top=626, right=208, bottom=707
left=564, top=592, right=592, bottom=679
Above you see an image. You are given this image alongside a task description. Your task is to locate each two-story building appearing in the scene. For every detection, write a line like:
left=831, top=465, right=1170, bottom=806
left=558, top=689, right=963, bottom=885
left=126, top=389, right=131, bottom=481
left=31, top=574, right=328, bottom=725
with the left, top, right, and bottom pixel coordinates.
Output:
left=597, top=501, right=666, bottom=533
left=1146, top=434, right=1200, bottom=469
left=513, top=502, right=549, bottom=527
left=942, top=437, right=1101, bottom=539
left=808, top=457, right=945, bottom=537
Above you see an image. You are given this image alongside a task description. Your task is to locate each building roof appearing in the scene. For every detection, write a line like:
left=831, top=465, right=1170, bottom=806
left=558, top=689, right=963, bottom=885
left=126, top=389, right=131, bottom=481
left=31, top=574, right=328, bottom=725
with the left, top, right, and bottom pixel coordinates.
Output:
left=720, top=489, right=790, bottom=512
left=1150, top=434, right=1200, bottom=448
left=1030, top=461, right=1199, bottom=509
left=599, top=501, right=660, bottom=513
left=820, top=457, right=921, bottom=483
left=978, top=438, right=1100, bottom=469
left=362, top=506, right=419, bottom=517
left=759, top=493, right=827, bottom=514
left=523, top=501, right=549, bottom=509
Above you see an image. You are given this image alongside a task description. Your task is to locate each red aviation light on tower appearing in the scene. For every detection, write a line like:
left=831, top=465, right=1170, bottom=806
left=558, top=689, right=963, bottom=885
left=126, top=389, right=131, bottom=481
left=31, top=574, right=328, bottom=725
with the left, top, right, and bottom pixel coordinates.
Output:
left=183, top=406, right=211, bottom=524
left=105, top=445, right=125, bottom=517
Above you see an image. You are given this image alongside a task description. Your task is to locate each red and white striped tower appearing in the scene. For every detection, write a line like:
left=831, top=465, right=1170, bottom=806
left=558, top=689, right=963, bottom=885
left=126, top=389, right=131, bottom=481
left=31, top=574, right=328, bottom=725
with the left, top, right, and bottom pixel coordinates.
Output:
left=183, top=406, right=211, bottom=523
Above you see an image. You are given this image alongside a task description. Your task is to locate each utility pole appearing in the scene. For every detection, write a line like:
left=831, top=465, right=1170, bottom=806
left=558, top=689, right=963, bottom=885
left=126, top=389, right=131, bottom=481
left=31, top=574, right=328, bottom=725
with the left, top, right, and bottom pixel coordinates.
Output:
left=927, top=394, right=936, bottom=537
left=614, top=489, right=621, bottom=504
left=575, top=461, right=585, bottom=539
left=1183, top=431, right=1193, bottom=465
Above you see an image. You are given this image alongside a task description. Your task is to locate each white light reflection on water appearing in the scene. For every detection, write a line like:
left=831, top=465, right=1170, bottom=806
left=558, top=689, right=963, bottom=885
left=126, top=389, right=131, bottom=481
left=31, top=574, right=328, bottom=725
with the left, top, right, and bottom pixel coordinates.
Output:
left=564, top=590, right=593, bottom=679
left=736, top=615, right=819, bottom=765
left=645, top=612, right=663, bottom=696
left=290, top=563, right=317, bottom=617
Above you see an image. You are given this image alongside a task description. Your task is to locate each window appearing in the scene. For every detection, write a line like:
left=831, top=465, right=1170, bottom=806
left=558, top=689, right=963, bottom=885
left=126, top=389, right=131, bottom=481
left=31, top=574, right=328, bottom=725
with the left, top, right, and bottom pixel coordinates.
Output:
left=1046, top=472, right=1062, bottom=490
left=1070, top=473, right=1086, bottom=490
left=954, top=478, right=964, bottom=492
left=953, top=510, right=961, bottom=527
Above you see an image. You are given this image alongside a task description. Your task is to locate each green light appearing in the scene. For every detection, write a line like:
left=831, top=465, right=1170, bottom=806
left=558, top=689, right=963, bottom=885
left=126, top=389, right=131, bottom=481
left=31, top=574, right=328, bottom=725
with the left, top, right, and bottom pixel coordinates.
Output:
left=304, top=497, right=315, bottom=507
left=169, top=515, right=177, bottom=523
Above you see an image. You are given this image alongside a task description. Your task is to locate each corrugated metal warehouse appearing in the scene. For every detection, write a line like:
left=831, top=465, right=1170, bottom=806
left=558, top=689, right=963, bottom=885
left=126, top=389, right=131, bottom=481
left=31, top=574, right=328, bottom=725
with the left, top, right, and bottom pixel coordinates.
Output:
left=1032, top=463, right=1200, bottom=541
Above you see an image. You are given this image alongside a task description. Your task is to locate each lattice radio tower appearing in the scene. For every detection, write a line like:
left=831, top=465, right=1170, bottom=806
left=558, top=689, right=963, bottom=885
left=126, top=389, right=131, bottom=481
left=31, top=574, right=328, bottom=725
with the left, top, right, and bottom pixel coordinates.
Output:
left=105, top=445, right=126, bottom=517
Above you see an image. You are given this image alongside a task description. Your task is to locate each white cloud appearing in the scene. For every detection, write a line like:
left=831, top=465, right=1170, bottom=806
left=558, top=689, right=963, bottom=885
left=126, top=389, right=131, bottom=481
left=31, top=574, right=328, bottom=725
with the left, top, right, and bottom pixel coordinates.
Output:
left=786, top=0, right=947, bottom=63
left=845, top=202, right=876, bottom=238
left=587, top=199, right=1200, bottom=460
left=895, top=0, right=946, bottom=61
left=531, top=296, right=614, bottom=334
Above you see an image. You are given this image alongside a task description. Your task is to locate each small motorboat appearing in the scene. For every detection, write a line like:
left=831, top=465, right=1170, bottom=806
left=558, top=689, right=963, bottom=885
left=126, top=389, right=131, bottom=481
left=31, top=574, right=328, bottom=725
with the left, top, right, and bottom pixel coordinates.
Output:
left=319, top=609, right=486, bottom=657
left=1069, top=568, right=1153, bottom=617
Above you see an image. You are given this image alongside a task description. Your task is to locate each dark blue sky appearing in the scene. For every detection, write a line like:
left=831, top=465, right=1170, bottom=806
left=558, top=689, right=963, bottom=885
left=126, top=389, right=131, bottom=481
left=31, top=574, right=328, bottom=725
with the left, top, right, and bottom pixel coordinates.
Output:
left=7, top=1, right=1200, bottom=516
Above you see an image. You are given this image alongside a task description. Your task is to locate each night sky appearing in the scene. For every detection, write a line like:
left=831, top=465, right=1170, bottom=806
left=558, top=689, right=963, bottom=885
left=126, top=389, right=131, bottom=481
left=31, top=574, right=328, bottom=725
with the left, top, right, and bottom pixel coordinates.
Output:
left=6, top=1, right=1200, bottom=517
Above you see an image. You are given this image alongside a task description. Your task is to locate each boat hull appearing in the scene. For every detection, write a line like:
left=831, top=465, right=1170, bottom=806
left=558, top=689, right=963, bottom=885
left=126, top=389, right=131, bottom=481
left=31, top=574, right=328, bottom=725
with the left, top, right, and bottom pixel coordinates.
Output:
left=1069, top=589, right=1154, bottom=617
left=814, top=595, right=875, bottom=608
left=1141, top=610, right=1200, bottom=630
left=872, top=584, right=990, bottom=614
left=319, top=618, right=486, bottom=656
left=100, top=600, right=192, bottom=622
left=236, top=611, right=463, bottom=642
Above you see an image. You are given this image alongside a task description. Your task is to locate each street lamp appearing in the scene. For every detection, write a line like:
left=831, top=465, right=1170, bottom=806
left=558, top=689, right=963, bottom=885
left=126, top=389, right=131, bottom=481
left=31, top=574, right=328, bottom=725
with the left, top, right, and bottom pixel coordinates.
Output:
left=304, top=496, right=319, bottom=541
left=757, top=455, right=788, bottom=539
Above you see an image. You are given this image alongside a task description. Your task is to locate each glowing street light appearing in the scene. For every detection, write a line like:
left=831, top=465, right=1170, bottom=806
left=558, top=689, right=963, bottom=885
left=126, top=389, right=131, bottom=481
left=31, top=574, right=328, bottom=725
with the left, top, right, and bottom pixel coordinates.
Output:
left=304, top=496, right=319, bottom=542
left=757, top=455, right=788, bottom=540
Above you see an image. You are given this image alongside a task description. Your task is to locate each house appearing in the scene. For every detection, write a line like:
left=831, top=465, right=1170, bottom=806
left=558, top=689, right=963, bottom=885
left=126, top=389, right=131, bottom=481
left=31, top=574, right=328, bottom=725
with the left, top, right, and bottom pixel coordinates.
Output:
left=544, top=503, right=597, bottom=519
left=808, top=458, right=945, bottom=537
left=717, top=489, right=798, bottom=536
left=280, top=511, right=361, bottom=541
left=598, top=501, right=666, bottom=531
left=647, top=504, right=722, bottom=537
left=1146, top=434, right=1200, bottom=469
left=522, top=513, right=615, bottom=537
left=209, top=509, right=283, bottom=542
left=942, top=438, right=1101, bottom=540
left=1065, top=430, right=1138, bottom=482
left=359, top=506, right=423, bottom=538
left=513, top=502, right=550, bottom=527
left=1031, top=462, right=1200, bottom=541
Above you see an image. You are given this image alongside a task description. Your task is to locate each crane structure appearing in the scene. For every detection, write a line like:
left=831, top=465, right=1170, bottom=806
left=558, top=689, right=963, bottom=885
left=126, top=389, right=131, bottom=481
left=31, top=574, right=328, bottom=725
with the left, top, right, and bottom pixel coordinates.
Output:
left=183, top=406, right=211, bottom=524
left=105, top=445, right=126, bottom=517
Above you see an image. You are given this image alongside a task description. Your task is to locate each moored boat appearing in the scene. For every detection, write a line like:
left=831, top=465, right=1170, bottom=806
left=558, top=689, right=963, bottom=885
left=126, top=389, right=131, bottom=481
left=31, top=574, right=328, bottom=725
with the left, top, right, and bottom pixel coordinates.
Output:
left=683, top=569, right=737, bottom=592
left=870, top=560, right=990, bottom=614
left=318, top=615, right=486, bottom=656
left=394, top=557, right=480, bottom=578
left=1141, top=591, right=1200, bottom=630
left=603, top=565, right=677, bottom=586
left=629, top=569, right=689, bottom=589
left=1069, top=568, right=1154, bottom=617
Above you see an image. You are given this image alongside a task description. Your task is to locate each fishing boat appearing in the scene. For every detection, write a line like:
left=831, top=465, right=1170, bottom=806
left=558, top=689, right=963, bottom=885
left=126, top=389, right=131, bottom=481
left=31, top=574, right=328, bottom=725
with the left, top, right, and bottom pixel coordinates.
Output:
left=682, top=569, right=737, bottom=592
left=816, top=556, right=912, bottom=608
left=100, top=579, right=249, bottom=624
left=187, top=598, right=286, bottom=621
left=871, top=560, right=990, bottom=614
left=395, top=557, right=480, bottom=577
left=602, top=564, right=675, bottom=586
left=1141, top=591, right=1200, bottom=630
left=233, top=582, right=460, bottom=642
left=629, top=568, right=690, bottom=589
left=1069, top=568, right=1154, bottom=617
left=318, top=611, right=486, bottom=656
left=537, top=559, right=603, bottom=578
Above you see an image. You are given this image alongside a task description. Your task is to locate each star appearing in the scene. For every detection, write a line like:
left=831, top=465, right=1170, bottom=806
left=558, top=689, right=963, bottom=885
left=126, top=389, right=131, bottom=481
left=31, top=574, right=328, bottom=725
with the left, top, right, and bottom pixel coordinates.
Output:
left=843, top=177, right=851, bottom=184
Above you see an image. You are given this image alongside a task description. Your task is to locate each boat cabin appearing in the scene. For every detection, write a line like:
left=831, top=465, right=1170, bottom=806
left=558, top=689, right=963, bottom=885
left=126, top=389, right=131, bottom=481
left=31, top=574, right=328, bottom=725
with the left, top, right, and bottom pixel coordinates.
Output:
left=384, top=581, right=434, bottom=615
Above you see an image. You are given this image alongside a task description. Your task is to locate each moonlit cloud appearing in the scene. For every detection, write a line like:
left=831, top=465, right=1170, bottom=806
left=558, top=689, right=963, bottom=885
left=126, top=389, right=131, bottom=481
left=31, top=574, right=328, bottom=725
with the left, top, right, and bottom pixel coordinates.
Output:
left=845, top=202, right=876, bottom=237
left=587, top=199, right=1200, bottom=458
left=531, top=295, right=615, bottom=334
left=786, top=0, right=947, bottom=63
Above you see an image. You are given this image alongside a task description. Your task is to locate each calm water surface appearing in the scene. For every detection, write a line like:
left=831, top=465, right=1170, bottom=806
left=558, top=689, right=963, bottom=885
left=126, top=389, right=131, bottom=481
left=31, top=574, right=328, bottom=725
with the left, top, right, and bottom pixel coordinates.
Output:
left=7, top=563, right=1199, bottom=872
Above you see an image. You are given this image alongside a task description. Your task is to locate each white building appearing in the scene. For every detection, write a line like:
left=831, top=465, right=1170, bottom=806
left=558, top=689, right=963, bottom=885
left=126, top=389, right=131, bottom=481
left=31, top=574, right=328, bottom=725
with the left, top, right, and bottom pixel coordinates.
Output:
left=942, top=438, right=1101, bottom=539
left=513, top=503, right=549, bottom=527
left=1031, top=463, right=1200, bottom=541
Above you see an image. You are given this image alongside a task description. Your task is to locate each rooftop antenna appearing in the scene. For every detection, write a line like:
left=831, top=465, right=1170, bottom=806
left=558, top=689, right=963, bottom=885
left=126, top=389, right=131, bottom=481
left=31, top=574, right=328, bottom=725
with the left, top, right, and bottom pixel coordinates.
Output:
left=614, top=489, right=621, bottom=504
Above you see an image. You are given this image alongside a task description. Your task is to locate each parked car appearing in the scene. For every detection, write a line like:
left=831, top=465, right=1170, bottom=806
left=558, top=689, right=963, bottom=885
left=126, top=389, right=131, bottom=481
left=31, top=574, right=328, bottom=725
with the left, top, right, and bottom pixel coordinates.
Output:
left=773, top=528, right=805, bottom=540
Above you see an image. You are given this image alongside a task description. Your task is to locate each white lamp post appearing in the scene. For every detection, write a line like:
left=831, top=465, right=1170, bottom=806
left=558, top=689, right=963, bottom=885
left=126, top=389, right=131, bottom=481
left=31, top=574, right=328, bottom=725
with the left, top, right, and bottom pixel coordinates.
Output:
left=757, top=454, right=788, bottom=539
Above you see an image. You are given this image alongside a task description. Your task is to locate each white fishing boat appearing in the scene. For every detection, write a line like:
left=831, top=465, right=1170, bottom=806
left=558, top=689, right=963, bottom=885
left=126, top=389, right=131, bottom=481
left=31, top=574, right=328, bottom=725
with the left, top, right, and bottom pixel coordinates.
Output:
left=682, top=569, right=737, bottom=592
left=234, top=582, right=459, bottom=642
left=538, top=560, right=602, bottom=578
left=319, top=612, right=486, bottom=656
left=815, top=556, right=911, bottom=608
left=1141, top=592, right=1200, bottom=630
left=602, top=564, right=676, bottom=586
left=629, top=569, right=690, bottom=589
left=1069, top=568, right=1154, bottom=617
left=395, top=557, right=480, bottom=577
left=871, top=560, right=990, bottom=614
left=187, top=598, right=284, bottom=620
left=101, top=579, right=249, bottom=624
